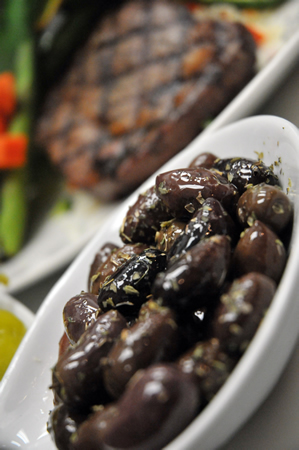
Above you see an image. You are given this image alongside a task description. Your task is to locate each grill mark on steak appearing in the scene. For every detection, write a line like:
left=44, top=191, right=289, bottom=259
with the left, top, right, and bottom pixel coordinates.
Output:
left=36, top=0, right=256, bottom=201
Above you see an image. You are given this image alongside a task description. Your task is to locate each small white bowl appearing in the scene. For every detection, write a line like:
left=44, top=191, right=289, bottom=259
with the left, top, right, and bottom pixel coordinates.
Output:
left=0, top=290, right=35, bottom=382
left=0, top=115, right=298, bottom=449
left=0, top=291, right=35, bottom=331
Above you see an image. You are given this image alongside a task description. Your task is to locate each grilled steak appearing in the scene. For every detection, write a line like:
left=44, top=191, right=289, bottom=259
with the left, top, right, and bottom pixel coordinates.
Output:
left=36, top=0, right=256, bottom=201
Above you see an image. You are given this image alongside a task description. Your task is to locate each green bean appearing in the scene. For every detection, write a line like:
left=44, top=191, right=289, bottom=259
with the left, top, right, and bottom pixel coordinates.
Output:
left=0, top=0, right=35, bottom=259
left=0, top=170, right=27, bottom=258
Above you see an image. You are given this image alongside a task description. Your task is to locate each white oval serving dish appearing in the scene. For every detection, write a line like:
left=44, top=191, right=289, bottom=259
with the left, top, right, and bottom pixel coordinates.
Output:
left=0, top=115, right=298, bottom=449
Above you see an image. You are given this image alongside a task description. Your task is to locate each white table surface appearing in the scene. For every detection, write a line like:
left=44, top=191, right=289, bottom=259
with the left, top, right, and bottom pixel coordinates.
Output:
left=16, top=59, right=299, bottom=449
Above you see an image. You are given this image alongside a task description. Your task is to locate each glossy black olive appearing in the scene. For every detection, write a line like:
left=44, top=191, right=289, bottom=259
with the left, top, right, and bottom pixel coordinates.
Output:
left=237, top=183, right=292, bottom=234
left=212, top=272, right=276, bottom=355
left=233, top=220, right=286, bottom=282
left=120, top=185, right=172, bottom=245
left=72, top=364, right=200, bottom=450
left=156, top=167, right=239, bottom=219
left=155, top=218, right=186, bottom=253
left=47, top=403, right=86, bottom=450
left=152, top=235, right=231, bottom=310
left=63, top=292, right=99, bottom=345
left=103, top=300, right=179, bottom=398
left=178, top=337, right=236, bottom=404
left=189, top=152, right=217, bottom=169
left=52, top=310, right=127, bottom=410
left=98, top=248, right=167, bottom=316
left=212, top=157, right=280, bottom=193
left=90, top=243, right=148, bottom=295
left=168, top=197, right=238, bottom=263
left=88, top=242, right=119, bottom=292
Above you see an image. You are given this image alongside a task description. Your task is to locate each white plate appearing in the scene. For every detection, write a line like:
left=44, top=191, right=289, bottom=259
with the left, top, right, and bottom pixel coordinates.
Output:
left=0, top=115, right=298, bottom=448
left=0, top=0, right=298, bottom=296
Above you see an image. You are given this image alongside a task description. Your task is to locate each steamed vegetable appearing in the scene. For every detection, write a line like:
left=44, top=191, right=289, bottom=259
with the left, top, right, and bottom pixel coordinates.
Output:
left=0, top=0, right=34, bottom=259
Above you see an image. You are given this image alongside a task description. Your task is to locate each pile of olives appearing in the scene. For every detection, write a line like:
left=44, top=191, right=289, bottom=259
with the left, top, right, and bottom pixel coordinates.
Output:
left=48, top=153, right=293, bottom=450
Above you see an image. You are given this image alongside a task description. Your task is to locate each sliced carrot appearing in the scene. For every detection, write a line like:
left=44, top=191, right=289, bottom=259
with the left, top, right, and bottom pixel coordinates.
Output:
left=0, top=133, right=28, bottom=169
left=0, top=116, right=7, bottom=133
left=185, top=2, right=200, bottom=12
left=246, top=24, right=265, bottom=45
left=0, top=72, right=17, bottom=118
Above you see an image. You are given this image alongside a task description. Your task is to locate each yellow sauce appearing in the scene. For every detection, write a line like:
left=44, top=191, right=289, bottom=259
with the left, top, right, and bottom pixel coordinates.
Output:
left=0, top=309, right=26, bottom=380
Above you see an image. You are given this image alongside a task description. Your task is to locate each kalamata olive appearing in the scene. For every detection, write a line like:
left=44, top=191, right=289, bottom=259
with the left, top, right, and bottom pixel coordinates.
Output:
left=155, top=218, right=186, bottom=252
left=58, top=332, right=71, bottom=359
left=212, top=157, right=280, bottom=193
left=52, top=310, right=127, bottom=410
left=237, top=183, right=292, bottom=234
left=177, top=305, right=217, bottom=351
left=47, top=403, right=86, bottom=450
left=63, top=292, right=99, bottom=345
left=98, top=248, right=167, bottom=316
left=212, top=272, right=276, bottom=355
left=103, top=300, right=178, bottom=398
left=54, top=333, right=72, bottom=406
left=233, top=220, right=286, bottom=282
left=178, top=337, right=236, bottom=404
left=153, top=235, right=231, bottom=310
left=72, top=364, right=200, bottom=450
left=156, top=167, right=239, bottom=219
left=88, top=242, right=119, bottom=292
left=90, top=243, right=148, bottom=295
left=120, top=185, right=172, bottom=245
left=168, top=197, right=238, bottom=263
left=189, top=152, right=218, bottom=169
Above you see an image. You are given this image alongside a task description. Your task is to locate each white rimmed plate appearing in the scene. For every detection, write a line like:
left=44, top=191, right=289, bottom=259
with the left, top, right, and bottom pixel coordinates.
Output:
left=0, top=0, right=299, bottom=296
left=0, top=115, right=298, bottom=449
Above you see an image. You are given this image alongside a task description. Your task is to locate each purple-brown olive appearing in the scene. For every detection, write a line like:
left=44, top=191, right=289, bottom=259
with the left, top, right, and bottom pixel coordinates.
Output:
left=237, top=183, right=292, bottom=234
left=177, top=305, right=217, bottom=351
left=72, top=364, right=200, bottom=450
left=233, top=220, right=286, bottom=282
left=90, top=243, right=148, bottom=295
left=58, top=332, right=71, bottom=359
left=178, top=337, right=236, bottom=404
left=155, top=218, right=186, bottom=252
left=47, top=403, right=86, bottom=450
left=63, top=292, right=99, bottom=345
left=52, top=310, right=127, bottom=410
left=152, top=235, right=231, bottom=310
left=98, top=248, right=167, bottom=317
left=212, top=272, right=276, bottom=354
left=156, top=167, right=239, bottom=218
left=189, top=152, right=217, bottom=169
left=168, top=197, right=238, bottom=263
left=212, top=157, right=280, bottom=193
left=103, top=300, right=178, bottom=398
left=88, top=242, right=119, bottom=292
left=120, top=185, right=172, bottom=245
